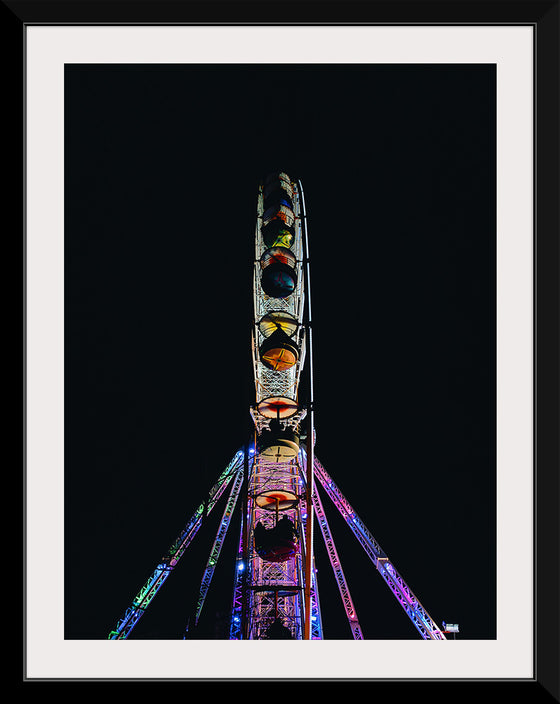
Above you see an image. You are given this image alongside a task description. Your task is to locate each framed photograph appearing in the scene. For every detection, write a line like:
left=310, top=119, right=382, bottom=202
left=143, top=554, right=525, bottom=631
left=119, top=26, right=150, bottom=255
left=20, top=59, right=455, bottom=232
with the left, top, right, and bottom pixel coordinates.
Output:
left=15, top=1, right=558, bottom=696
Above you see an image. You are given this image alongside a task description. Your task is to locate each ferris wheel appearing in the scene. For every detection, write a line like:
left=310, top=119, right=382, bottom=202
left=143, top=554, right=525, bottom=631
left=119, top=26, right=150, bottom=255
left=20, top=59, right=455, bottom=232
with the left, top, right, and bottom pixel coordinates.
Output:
left=108, top=172, right=448, bottom=641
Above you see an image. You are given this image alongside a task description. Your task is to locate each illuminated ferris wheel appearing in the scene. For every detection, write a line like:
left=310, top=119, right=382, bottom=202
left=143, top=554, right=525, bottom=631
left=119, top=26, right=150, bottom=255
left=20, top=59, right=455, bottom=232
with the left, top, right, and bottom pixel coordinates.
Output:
left=108, top=172, right=449, bottom=641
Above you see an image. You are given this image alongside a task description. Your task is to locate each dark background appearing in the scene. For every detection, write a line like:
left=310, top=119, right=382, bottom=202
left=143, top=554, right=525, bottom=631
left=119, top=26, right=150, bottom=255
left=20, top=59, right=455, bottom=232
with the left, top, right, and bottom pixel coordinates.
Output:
left=64, top=63, right=496, bottom=640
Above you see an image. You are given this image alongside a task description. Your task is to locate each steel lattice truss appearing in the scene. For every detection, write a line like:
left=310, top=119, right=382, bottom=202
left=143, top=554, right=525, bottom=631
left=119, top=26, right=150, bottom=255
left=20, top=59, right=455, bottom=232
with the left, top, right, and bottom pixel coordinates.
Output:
left=108, top=447, right=445, bottom=640
left=312, top=471, right=364, bottom=640
left=108, top=454, right=244, bottom=640
left=191, top=466, right=245, bottom=630
left=108, top=173, right=446, bottom=641
left=311, top=454, right=446, bottom=640
left=228, top=453, right=323, bottom=640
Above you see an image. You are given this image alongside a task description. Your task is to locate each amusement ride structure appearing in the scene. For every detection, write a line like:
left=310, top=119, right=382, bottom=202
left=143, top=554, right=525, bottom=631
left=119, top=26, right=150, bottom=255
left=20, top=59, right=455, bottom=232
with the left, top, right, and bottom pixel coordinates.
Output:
left=108, top=172, right=448, bottom=641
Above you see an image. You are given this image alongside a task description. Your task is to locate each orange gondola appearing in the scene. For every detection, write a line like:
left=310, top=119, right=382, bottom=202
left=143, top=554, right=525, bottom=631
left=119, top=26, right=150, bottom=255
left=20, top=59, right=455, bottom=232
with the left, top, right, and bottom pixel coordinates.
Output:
left=259, top=328, right=299, bottom=371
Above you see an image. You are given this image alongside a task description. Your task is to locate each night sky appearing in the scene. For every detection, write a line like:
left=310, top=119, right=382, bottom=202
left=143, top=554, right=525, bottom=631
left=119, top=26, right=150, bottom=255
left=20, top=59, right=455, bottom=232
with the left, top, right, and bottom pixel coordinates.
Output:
left=64, top=63, right=496, bottom=641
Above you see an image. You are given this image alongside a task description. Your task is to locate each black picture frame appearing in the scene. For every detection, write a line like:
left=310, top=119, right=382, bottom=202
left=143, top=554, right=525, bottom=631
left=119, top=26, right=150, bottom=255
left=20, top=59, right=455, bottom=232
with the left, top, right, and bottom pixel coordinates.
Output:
left=13, top=1, right=558, bottom=699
